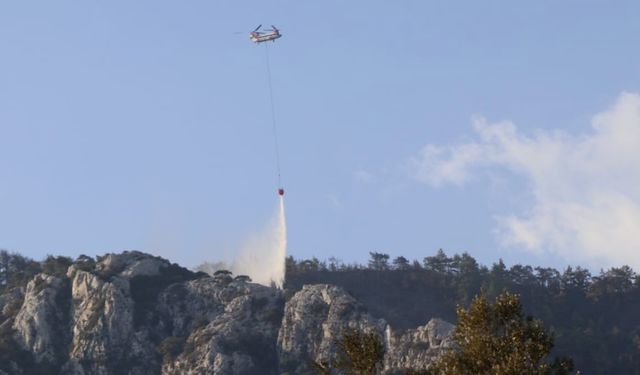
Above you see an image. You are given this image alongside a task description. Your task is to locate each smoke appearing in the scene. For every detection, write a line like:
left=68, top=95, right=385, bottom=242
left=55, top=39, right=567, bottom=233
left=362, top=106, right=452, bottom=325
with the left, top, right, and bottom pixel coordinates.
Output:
left=231, top=196, right=287, bottom=288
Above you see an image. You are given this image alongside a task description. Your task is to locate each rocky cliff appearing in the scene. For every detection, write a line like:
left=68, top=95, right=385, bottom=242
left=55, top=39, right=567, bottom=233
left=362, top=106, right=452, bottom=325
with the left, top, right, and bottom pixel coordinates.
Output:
left=0, top=251, right=453, bottom=374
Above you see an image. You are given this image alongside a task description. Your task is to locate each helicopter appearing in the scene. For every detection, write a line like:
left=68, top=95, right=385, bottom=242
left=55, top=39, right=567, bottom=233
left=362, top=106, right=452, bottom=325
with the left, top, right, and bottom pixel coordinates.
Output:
left=249, top=25, right=282, bottom=43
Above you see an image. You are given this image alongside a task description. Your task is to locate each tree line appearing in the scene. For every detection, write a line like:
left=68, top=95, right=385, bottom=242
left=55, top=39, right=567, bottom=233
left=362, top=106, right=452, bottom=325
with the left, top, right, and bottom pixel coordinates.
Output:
left=285, top=250, right=640, bottom=374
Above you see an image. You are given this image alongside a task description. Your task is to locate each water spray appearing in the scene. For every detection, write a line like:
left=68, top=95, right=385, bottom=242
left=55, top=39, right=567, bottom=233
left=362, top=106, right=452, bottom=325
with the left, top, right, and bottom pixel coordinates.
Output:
left=231, top=195, right=287, bottom=288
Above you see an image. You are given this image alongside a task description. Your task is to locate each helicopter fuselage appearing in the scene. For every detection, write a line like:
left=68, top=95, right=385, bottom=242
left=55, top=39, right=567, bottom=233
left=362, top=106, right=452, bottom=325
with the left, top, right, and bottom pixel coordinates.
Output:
left=250, top=32, right=281, bottom=43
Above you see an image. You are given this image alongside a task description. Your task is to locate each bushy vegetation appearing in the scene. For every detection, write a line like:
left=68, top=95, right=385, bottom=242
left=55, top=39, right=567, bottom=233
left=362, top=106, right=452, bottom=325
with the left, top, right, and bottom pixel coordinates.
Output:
left=429, top=292, right=574, bottom=375
left=321, top=292, right=574, bottom=375
left=313, top=328, right=385, bottom=375
left=286, top=250, right=640, bottom=374
left=156, top=336, right=185, bottom=363
left=0, top=250, right=42, bottom=294
left=41, top=255, right=73, bottom=278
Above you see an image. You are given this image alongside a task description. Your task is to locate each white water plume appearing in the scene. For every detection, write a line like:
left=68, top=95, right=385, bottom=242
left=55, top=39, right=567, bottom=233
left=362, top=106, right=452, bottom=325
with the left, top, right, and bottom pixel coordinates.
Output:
left=231, top=196, right=287, bottom=288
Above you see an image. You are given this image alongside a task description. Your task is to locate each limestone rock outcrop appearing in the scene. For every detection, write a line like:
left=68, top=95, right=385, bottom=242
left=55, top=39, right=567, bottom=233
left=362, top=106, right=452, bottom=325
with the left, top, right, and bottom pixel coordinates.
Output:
left=277, top=284, right=454, bottom=374
left=158, top=277, right=283, bottom=375
left=13, top=274, right=70, bottom=365
left=384, top=318, right=455, bottom=372
left=278, top=284, right=386, bottom=374
left=0, top=252, right=453, bottom=374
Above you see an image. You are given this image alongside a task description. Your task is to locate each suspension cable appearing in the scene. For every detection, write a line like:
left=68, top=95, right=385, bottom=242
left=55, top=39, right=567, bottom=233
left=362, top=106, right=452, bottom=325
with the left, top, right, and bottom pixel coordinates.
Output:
left=264, top=43, right=282, bottom=188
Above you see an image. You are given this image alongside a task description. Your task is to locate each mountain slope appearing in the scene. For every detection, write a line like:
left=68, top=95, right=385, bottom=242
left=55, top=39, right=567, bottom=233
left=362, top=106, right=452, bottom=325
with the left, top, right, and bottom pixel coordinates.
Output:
left=0, top=251, right=450, bottom=375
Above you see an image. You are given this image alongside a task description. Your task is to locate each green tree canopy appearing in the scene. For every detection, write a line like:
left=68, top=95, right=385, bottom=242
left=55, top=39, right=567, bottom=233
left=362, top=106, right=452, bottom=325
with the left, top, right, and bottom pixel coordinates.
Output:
left=368, top=252, right=390, bottom=271
left=313, top=328, right=384, bottom=375
left=430, top=291, right=574, bottom=375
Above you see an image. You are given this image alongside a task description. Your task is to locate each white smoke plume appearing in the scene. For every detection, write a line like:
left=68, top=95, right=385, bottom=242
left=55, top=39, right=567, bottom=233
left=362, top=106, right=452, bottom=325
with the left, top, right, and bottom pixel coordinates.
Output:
left=230, top=196, right=287, bottom=288
left=411, top=92, right=640, bottom=269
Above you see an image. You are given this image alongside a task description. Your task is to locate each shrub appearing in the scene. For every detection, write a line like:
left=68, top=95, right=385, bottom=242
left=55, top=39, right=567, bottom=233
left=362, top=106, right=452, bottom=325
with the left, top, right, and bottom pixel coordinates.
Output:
left=41, top=255, right=73, bottom=278
left=156, top=336, right=185, bottom=362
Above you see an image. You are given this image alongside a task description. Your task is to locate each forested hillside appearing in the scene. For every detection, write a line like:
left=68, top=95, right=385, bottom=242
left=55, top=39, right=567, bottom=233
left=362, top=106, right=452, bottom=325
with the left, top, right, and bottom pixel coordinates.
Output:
left=285, top=250, right=640, bottom=375
left=2, top=249, right=639, bottom=374
left=0, top=250, right=456, bottom=374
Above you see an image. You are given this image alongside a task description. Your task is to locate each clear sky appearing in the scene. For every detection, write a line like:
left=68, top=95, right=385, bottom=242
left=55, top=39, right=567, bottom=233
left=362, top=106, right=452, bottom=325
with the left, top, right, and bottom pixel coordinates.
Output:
left=1, top=1, right=639, bottom=270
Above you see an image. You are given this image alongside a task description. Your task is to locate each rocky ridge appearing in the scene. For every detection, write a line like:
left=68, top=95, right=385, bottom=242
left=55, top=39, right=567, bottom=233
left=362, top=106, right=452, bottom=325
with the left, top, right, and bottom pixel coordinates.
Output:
left=0, top=251, right=453, bottom=374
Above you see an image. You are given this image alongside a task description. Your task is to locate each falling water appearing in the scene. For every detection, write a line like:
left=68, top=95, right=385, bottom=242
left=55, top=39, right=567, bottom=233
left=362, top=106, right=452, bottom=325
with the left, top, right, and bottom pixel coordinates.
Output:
left=232, top=196, right=287, bottom=288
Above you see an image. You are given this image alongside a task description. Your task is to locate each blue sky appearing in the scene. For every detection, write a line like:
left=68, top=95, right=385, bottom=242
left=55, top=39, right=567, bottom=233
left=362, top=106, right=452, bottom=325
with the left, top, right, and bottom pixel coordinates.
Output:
left=1, top=1, right=639, bottom=270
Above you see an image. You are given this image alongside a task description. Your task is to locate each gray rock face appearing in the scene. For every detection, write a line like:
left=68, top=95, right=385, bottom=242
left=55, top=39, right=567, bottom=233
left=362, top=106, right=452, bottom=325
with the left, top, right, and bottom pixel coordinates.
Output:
left=58, top=251, right=175, bottom=374
left=13, top=274, right=70, bottom=364
left=160, top=278, right=283, bottom=375
left=63, top=267, right=140, bottom=375
left=278, top=284, right=386, bottom=374
left=384, top=318, right=455, bottom=372
left=95, top=252, right=166, bottom=279
left=0, top=252, right=454, bottom=375
left=277, top=284, right=453, bottom=374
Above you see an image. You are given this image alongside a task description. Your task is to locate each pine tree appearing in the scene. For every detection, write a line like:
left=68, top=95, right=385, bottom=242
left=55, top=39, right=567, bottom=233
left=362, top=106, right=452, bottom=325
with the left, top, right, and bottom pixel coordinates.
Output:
left=429, top=291, right=574, bottom=375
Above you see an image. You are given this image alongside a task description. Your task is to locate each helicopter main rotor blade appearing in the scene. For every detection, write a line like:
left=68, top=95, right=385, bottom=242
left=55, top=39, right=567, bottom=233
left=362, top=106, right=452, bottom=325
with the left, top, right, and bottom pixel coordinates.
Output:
left=253, top=24, right=262, bottom=32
